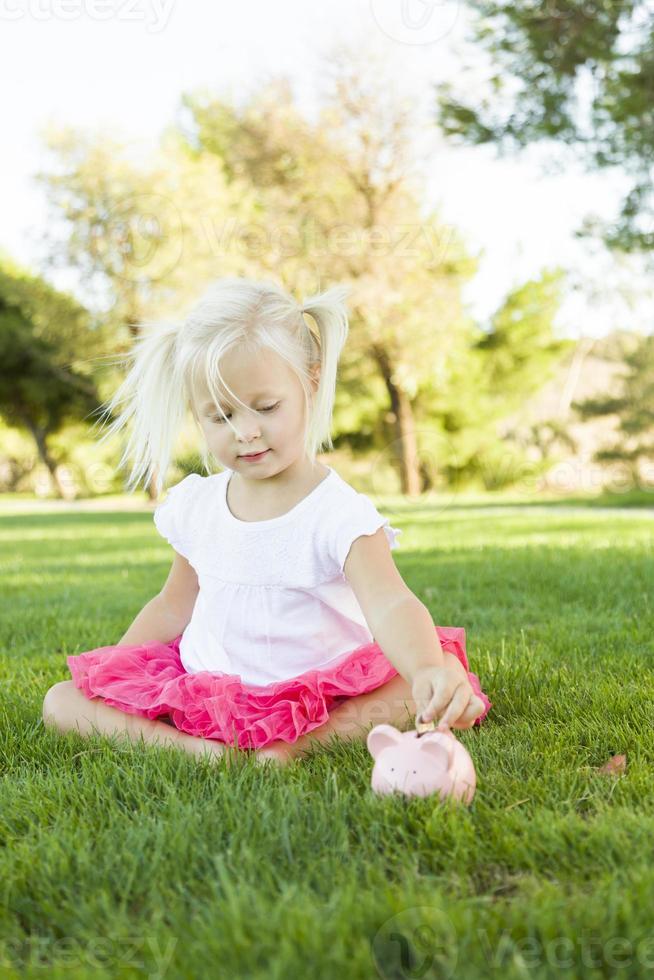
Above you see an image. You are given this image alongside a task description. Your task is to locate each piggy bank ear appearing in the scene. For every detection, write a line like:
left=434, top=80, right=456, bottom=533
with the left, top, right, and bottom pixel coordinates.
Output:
left=419, top=737, right=454, bottom=773
left=367, top=724, right=402, bottom=759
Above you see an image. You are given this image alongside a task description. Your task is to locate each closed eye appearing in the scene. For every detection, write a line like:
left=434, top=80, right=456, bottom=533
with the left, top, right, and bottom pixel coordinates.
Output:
left=211, top=402, right=280, bottom=424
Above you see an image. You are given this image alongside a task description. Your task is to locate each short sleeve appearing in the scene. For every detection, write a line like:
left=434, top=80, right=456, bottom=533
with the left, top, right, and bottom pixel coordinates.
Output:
left=153, top=473, right=204, bottom=561
left=332, top=493, right=403, bottom=575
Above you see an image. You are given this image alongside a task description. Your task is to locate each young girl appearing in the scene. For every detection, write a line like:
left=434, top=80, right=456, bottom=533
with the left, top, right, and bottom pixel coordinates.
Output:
left=42, top=277, right=492, bottom=767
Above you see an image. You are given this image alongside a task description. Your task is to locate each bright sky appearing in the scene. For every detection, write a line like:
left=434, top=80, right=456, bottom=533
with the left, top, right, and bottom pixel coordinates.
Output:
left=1, top=0, right=652, bottom=339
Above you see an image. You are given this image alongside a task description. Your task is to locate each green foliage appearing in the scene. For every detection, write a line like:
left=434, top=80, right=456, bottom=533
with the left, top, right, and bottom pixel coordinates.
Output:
left=474, top=269, right=573, bottom=408
left=573, top=332, right=654, bottom=466
left=34, top=123, right=257, bottom=331
left=410, top=270, right=573, bottom=489
left=435, top=0, right=654, bottom=254
left=0, top=258, right=109, bottom=489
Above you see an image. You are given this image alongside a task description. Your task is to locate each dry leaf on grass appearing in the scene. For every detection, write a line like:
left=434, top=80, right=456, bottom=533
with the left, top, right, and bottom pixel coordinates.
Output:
left=597, top=754, right=627, bottom=776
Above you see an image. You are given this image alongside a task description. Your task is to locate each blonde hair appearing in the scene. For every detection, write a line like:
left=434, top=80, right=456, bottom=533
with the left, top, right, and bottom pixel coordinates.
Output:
left=92, top=276, right=351, bottom=495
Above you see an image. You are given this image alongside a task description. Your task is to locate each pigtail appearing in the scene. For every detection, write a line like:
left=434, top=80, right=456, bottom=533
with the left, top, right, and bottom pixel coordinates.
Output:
left=90, top=320, right=186, bottom=497
left=299, top=283, right=351, bottom=458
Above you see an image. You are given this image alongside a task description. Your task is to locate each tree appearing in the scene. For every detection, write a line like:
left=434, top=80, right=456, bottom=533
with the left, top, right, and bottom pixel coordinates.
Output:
left=0, top=258, right=106, bottom=498
left=434, top=0, right=654, bottom=256
left=182, top=63, right=502, bottom=494
left=34, top=124, right=260, bottom=498
left=433, top=0, right=654, bottom=488
left=572, top=333, right=654, bottom=477
left=412, top=269, right=574, bottom=489
left=474, top=269, right=572, bottom=401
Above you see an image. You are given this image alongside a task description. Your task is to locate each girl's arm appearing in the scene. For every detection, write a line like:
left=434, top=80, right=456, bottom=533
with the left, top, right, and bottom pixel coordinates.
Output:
left=344, top=528, right=486, bottom=726
left=117, top=594, right=191, bottom=647
left=118, top=550, right=199, bottom=646
left=343, top=527, right=445, bottom=683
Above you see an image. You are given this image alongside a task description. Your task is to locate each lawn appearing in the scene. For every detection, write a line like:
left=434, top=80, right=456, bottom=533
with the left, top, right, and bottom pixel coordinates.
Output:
left=1, top=490, right=653, bottom=978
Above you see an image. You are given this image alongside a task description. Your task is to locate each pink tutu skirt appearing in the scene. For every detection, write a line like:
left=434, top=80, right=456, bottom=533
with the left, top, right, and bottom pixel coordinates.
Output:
left=66, top=624, right=492, bottom=750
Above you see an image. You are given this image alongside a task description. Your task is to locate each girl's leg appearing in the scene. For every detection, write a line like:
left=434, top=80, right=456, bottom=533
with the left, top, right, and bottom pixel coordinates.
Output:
left=254, top=671, right=419, bottom=766
left=42, top=680, right=238, bottom=765
left=255, top=656, right=482, bottom=767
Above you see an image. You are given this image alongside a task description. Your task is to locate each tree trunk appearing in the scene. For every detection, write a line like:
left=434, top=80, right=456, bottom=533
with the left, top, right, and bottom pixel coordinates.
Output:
left=395, top=385, right=421, bottom=496
left=371, top=345, right=422, bottom=495
left=22, top=416, right=69, bottom=499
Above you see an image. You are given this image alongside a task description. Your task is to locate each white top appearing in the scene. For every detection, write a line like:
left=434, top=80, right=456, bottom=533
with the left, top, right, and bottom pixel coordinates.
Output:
left=153, top=465, right=403, bottom=686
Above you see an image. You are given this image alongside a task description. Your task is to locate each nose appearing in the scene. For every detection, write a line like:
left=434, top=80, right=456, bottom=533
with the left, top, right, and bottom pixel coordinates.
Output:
left=235, top=415, right=262, bottom=444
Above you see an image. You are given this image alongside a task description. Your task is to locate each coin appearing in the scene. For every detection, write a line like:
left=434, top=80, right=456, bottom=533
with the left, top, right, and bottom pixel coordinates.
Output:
left=415, top=713, right=437, bottom=736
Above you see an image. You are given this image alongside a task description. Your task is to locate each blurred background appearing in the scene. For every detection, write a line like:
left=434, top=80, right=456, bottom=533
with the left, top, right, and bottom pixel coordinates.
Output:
left=1, top=0, right=652, bottom=504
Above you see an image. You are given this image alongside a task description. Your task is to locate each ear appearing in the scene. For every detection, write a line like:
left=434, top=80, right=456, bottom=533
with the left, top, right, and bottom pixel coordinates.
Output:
left=367, top=724, right=402, bottom=759
left=419, top=735, right=455, bottom=773
left=308, top=363, right=321, bottom=390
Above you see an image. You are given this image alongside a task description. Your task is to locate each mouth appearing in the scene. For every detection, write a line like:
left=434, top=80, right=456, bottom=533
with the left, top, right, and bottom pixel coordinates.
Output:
left=239, top=449, right=270, bottom=460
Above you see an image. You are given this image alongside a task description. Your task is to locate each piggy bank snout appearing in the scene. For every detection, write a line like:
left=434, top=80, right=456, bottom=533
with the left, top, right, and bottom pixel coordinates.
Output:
left=373, top=738, right=454, bottom=798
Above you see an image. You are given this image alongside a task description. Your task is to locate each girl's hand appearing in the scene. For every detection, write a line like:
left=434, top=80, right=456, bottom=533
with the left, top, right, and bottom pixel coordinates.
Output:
left=411, top=654, right=485, bottom=730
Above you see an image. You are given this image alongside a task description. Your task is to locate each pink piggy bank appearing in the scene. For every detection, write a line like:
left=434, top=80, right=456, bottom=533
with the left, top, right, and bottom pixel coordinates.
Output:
left=367, top=723, right=477, bottom=803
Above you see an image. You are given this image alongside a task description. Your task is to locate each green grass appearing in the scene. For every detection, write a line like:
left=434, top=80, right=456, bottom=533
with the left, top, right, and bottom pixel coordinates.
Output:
left=1, top=491, right=653, bottom=978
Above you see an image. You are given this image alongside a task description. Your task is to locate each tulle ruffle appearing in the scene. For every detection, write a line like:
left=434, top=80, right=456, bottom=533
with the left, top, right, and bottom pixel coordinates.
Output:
left=66, top=624, right=491, bottom=750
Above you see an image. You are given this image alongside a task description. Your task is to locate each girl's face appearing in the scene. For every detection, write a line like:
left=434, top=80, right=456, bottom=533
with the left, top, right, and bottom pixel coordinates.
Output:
left=193, top=345, right=319, bottom=476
